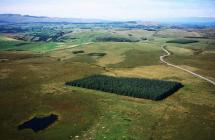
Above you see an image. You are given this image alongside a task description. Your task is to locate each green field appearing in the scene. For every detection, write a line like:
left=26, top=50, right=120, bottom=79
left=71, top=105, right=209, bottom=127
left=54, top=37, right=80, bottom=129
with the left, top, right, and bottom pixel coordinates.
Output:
left=0, top=24, right=215, bottom=140
left=0, top=37, right=58, bottom=52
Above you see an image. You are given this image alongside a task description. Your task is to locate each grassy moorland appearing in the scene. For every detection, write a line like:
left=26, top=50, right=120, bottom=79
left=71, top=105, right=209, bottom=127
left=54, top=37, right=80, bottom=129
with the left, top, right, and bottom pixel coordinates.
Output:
left=0, top=24, right=215, bottom=140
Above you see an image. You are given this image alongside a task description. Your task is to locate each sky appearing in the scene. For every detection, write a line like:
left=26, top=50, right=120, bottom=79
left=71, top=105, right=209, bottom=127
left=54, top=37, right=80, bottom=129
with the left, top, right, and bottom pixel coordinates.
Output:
left=0, top=0, right=215, bottom=20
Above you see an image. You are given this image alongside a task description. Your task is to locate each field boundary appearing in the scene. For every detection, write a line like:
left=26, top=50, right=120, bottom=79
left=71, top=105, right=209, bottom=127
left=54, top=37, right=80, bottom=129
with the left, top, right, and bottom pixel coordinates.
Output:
left=160, top=45, right=215, bottom=86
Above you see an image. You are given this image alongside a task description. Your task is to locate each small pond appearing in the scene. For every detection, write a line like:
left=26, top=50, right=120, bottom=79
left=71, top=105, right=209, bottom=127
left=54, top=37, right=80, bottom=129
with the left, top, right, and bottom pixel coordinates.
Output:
left=18, top=114, right=58, bottom=132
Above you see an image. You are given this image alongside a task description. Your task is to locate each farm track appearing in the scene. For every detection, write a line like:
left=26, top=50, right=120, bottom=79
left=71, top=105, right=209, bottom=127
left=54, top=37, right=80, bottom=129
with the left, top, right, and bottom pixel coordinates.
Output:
left=46, top=42, right=94, bottom=53
left=160, top=45, right=215, bottom=86
left=91, top=64, right=118, bottom=76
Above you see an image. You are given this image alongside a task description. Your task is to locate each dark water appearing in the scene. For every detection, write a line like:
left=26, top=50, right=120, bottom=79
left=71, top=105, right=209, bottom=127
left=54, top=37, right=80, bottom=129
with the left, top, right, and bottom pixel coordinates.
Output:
left=18, top=114, right=58, bottom=132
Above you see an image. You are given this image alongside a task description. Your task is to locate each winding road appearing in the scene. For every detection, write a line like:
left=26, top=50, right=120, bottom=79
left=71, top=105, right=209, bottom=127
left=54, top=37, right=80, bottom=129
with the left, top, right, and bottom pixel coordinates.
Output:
left=160, top=45, right=215, bottom=86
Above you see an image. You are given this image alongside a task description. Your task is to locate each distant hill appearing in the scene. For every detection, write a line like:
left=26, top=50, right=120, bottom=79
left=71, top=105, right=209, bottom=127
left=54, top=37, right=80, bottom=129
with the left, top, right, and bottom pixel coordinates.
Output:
left=0, top=14, right=108, bottom=23
left=143, top=17, right=215, bottom=25
left=0, top=14, right=215, bottom=28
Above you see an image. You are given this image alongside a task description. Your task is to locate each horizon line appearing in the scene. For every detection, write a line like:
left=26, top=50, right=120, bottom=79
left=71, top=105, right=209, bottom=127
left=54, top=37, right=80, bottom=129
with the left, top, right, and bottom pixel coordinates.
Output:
left=1, top=13, right=215, bottom=21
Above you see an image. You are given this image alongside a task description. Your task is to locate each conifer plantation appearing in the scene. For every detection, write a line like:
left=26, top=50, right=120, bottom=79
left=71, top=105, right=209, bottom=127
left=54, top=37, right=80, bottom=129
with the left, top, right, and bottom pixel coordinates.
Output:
left=66, top=75, right=183, bottom=100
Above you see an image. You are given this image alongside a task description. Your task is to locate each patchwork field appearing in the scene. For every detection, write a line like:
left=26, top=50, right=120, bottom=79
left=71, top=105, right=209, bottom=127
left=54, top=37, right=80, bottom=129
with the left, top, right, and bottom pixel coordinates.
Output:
left=0, top=25, right=215, bottom=140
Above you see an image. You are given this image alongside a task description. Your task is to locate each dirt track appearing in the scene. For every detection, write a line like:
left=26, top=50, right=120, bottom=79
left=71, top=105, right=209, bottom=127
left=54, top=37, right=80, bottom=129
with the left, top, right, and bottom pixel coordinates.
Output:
left=160, top=45, right=215, bottom=86
left=47, top=42, right=93, bottom=53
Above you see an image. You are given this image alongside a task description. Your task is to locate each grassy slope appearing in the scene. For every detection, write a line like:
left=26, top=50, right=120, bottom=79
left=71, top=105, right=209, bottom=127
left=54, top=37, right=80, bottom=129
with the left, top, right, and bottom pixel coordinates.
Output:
left=0, top=41, right=58, bottom=53
left=108, top=42, right=162, bottom=68
left=155, top=29, right=202, bottom=38
left=94, top=64, right=215, bottom=140
left=0, top=55, right=102, bottom=140
left=48, top=41, right=163, bottom=68
left=165, top=38, right=215, bottom=79
left=1, top=54, right=214, bottom=140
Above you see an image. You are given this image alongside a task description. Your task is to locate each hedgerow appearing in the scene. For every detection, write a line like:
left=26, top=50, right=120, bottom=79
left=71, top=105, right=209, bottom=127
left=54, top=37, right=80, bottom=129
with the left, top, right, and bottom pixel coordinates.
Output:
left=166, top=39, right=198, bottom=44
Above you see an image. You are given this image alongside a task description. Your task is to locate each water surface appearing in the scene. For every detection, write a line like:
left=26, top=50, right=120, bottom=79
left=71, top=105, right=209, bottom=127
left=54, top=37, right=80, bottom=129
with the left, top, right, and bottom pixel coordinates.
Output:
left=18, top=114, right=58, bottom=132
